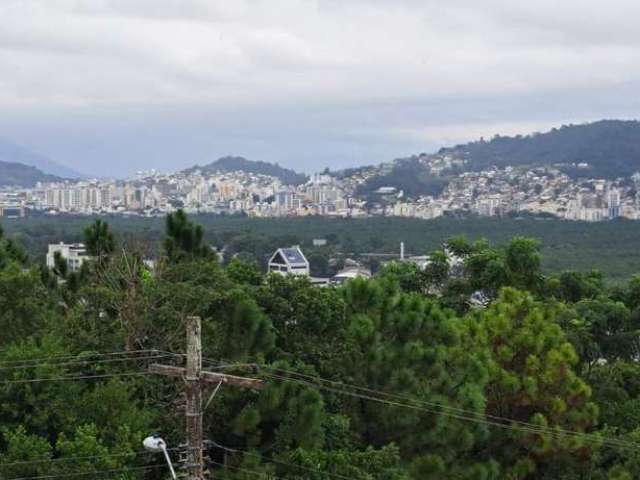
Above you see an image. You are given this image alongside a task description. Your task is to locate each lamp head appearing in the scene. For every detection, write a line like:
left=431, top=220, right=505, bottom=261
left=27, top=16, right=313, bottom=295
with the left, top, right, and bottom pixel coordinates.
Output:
left=143, top=435, right=167, bottom=453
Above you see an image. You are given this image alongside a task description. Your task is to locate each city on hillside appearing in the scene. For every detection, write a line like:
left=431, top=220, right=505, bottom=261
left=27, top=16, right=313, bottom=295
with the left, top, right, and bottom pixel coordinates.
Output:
left=1, top=157, right=639, bottom=222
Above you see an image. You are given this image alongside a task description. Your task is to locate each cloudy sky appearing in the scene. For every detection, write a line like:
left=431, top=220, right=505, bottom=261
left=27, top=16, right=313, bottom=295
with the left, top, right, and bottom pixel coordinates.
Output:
left=1, top=0, right=639, bottom=177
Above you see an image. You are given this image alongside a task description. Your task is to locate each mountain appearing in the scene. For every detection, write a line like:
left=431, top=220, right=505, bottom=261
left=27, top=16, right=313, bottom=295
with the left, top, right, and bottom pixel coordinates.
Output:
left=0, top=160, right=63, bottom=187
left=0, top=138, right=83, bottom=179
left=341, top=120, right=640, bottom=200
left=353, top=157, right=449, bottom=200
left=438, top=120, right=640, bottom=179
left=184, top=156, right=308, bottom=185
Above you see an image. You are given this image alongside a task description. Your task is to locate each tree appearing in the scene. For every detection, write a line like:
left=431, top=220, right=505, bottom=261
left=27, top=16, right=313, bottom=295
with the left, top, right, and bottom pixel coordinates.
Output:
left=571, top=299, right=640, bottom=371
left=83, top=219, right=115, bottom=262
left=546, top=270, right=604, bottom=303
left=464, top=288, right=598, bottom=479
left=340, top=278, right=495, bottom=479
left=0, top=265, right=54, bottom=347
left=164, top=210, right=211, bottom=262
left=0, top=223, right=27, bottom=270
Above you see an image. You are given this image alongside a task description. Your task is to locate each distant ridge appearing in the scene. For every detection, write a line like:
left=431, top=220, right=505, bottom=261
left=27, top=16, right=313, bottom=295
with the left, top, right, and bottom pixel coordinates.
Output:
left=439, top=119, right=640, bottom=179
left=335, top=119, right=640, bottom=200
left=183, top=156, right=308, bottom=185
left=0, top=138, right=83, bottom=179
left=0, top=160, right=63, bottom=187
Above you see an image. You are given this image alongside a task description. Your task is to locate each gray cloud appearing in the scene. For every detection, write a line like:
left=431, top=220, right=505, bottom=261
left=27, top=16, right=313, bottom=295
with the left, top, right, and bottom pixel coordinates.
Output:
left=0, top=0, right=638, bottom=175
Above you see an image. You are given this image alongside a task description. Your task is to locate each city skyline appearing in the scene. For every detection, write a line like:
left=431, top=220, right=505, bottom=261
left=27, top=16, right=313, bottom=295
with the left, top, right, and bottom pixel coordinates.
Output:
left=1, top=0, right=640, bottom=176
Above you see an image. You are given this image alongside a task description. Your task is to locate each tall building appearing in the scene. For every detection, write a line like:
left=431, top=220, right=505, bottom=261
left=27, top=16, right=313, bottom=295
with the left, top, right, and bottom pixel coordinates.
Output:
left=607, top=187, right=621, bottom=218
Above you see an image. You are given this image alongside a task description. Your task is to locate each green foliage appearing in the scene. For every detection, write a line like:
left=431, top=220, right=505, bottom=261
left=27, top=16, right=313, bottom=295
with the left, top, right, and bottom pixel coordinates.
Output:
left=164, top=209, right=211, bottom=262
left=83, top=219, right=115, bottom=260
left=465, top=289, right=598, bottom=478
left=4, top=212, right=640, bottom=478
left=440, top=120, right=640, bottom=179
left=0, top=265, right=55, bottom=346
left=356, top=157, right=449, bottom=200
left=183, top=156, right=308, bottom=186
left=7, top=215, right=640, bottom=283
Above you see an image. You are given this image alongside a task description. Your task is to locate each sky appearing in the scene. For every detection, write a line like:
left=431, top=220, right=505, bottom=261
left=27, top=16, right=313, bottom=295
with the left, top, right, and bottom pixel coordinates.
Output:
left=1, top=0, right=639, bottom=177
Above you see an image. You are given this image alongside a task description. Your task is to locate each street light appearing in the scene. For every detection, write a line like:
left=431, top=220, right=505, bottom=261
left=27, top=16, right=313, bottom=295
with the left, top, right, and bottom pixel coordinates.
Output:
left=143, top=435, right=177, bottom=480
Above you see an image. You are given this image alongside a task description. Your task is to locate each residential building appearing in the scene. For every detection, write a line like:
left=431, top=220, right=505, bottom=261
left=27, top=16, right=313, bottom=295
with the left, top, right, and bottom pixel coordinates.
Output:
left=46, top=242, right=92, bottom=272
left=268, top=246, right=310, bottom=276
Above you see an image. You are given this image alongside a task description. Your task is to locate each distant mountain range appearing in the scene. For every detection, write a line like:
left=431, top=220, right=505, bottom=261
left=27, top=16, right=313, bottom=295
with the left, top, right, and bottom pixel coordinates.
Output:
left=0, top=160, right=63, bottom=187
left=2, top=120, right=640, bottom=192
left=0, top=138, right=83, bottom=179
left=183, top=155, right=308, bottom=185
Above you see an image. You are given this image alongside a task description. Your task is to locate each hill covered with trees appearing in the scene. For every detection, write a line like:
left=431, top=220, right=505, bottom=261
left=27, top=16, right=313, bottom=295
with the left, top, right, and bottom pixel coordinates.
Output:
left=2, top=213, right=640, bottom=478
left=0, top=138, right=82, bottom=178
left=0, top=160, right=63, bottom=187
left=183, top=156, right=308, bottom=185
left=440, top=119, right=640, bottom=179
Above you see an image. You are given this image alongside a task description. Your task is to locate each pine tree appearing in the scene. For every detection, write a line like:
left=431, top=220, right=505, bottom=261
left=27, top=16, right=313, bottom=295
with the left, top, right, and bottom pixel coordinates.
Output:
left=164, top=210, right=211, bottom=262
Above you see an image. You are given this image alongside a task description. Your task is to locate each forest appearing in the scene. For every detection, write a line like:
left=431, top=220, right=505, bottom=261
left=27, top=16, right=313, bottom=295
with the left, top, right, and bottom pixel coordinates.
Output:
left=439, top=120, right=640, bottom=179
left=3, top=214, right=640, bottom=282
left=1, top=211, right=640, bottom=479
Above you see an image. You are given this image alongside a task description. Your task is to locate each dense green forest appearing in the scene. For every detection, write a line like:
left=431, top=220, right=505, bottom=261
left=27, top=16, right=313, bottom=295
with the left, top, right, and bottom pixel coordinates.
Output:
left=440, top=120, right=640, bottom=179
left=182, top=156, right=308, bottom=186
left=3, top=214, right=640, bottom=282
left=355, top=158, right=450, bottom=199
left=2, top=212, right=640, bottom=478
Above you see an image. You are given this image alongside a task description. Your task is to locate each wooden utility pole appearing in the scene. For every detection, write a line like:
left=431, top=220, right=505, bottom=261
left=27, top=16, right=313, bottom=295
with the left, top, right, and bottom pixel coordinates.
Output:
left=185, top=315, right=203, bottom=480
left=150, top=316, right=263, bottom=479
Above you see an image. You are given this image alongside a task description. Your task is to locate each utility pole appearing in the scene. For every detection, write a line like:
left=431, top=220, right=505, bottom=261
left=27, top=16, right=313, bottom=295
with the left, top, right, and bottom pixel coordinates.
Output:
left=185, top=315, right=203, bottom=480
left=150, top=316, right=264, bottom=479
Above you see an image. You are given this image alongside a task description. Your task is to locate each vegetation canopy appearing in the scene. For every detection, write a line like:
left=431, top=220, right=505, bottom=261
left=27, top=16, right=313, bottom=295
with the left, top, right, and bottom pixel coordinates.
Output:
left=0, top=211, right=640, bottom=478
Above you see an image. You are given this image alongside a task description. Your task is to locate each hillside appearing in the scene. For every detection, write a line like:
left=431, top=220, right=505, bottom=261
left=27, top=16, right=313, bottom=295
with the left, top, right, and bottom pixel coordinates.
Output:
left=0, top=138, right=82, bottom=178
left=355, top=157, right=448, bottom=200
left=184, top=156, right=308, bottom=185
left=439, top=119, right=640, bottom=179
left=0, top=160, right=63, bottom=187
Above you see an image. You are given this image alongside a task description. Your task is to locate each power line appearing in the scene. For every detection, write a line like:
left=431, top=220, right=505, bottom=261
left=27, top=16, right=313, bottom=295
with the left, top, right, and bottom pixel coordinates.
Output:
left=0, top=349, right=164, bottom=367
left=204, top=358, right=640, bottom=451
left=259, top=365, right=630, bottom=448
left=0, top=448, right=180, bottom=469
left=0, top=371, right=154, bottom=386
left=259, top=370, right=636, bottom=451
left=201, top=359, right=638, bottom=452
left=210, top=441, right=354, bottom=480
left=5, top=463, right=165, bottom=480
left=0, top=353, right=174, bottom=372
left=209, top=459, right=286, bottom=480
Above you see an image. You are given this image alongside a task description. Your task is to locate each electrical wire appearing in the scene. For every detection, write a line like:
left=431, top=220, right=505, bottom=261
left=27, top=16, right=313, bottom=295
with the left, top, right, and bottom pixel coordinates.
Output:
left=0, top=353, right=174, bottom=372
left=200, top=359, right=638, bottom=452
left=260, top=365, right=625, bottom=447
left=5, top=463, right=165, bottom=480
left=210, top=441, right=354, bottom=480
left=0, top=349, right=163, bottom=367
left=0, top=371, right=154, bottom=386
left=259, top=370, right=637, bottom=451
left=209, top=459, right=286, bottom=479
left=0, top=448, right=180, bottom=469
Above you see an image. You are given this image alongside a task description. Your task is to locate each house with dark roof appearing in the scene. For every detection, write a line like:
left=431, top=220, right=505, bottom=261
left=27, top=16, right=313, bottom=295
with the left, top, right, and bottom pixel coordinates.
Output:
left=268, top=246, right=310, bottom=276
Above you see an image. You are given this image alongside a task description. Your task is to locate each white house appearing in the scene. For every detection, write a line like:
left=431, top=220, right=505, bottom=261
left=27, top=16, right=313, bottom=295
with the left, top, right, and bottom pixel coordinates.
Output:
left=268, top=246, right=310, bottom=276
left=46, top=242, right=92, bottom=272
